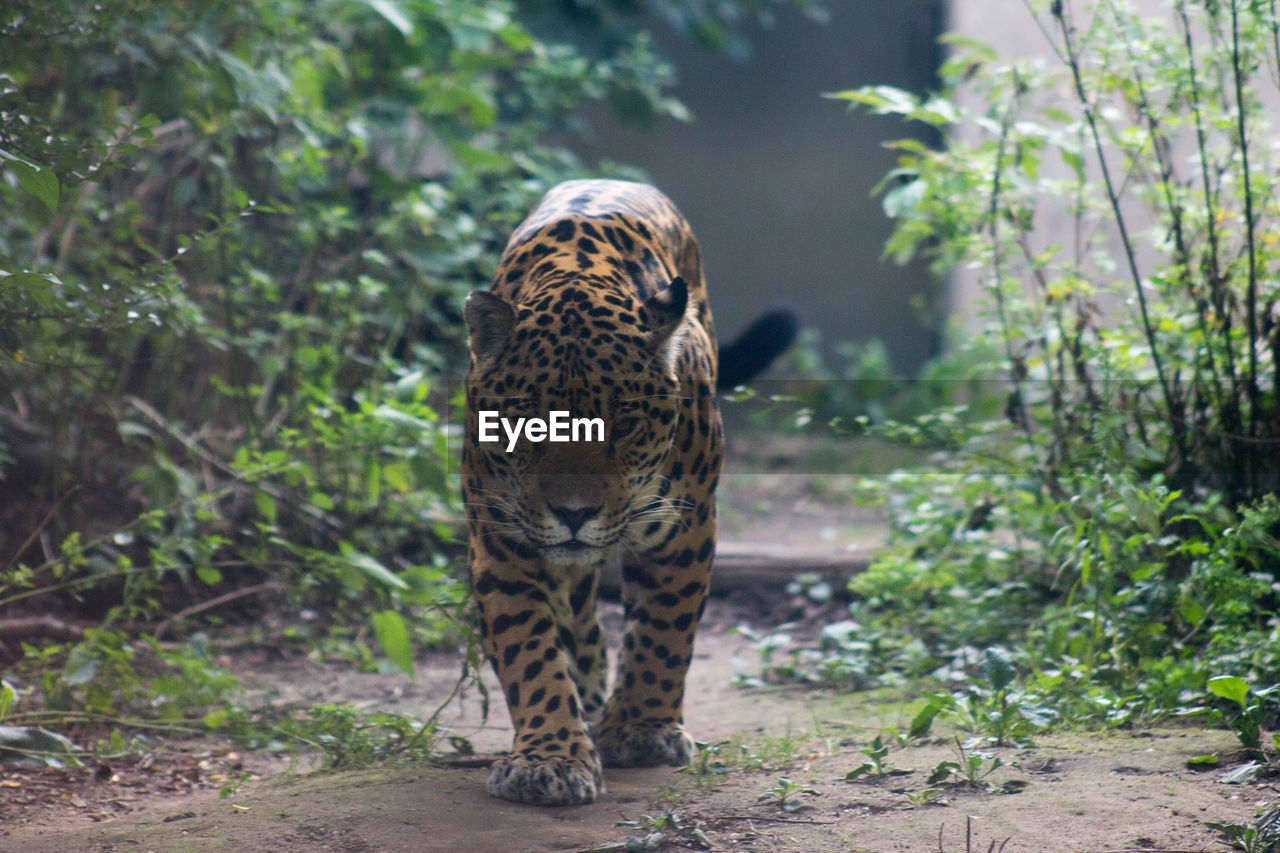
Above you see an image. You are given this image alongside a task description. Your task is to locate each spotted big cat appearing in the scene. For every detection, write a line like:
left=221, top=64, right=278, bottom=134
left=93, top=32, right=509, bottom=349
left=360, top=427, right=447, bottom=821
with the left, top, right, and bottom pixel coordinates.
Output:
left=462, top=179, right=796, bottom=805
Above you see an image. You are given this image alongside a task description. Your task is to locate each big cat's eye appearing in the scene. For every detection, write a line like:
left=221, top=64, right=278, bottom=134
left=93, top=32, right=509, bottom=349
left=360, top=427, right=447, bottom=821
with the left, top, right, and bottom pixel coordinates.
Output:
left=613, top=417, right=640, bottom=437
left=506, top=397, right=534, bottom=414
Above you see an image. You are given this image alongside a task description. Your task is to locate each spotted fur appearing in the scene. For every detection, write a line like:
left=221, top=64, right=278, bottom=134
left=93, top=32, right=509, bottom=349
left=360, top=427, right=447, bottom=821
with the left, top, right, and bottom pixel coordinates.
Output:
left=463, top=180, right=788, bottom=806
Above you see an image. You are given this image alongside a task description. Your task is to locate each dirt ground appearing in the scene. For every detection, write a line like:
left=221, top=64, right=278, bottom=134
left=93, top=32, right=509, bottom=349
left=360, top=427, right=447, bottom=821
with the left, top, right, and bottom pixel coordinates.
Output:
left=1, top=458, right=1273, bottom=851
left=1, top=597, right=1268, bottom=853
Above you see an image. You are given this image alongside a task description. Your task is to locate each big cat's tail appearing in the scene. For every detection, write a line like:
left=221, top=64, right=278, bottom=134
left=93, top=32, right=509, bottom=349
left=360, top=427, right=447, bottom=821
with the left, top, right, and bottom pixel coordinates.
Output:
left=715, top=306, right=801, bottom=390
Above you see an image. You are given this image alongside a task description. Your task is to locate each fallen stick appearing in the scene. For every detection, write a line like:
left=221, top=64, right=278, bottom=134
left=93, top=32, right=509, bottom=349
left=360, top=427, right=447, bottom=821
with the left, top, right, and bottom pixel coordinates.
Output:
left=153, top=581, right=284, bottom=640
left=0, top=615, right=85, bottom=642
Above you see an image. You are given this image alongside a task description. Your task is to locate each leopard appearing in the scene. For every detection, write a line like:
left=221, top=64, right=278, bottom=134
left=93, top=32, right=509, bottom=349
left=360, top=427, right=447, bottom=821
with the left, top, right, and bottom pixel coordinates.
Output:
left=462, top=179, right=796, bottom=806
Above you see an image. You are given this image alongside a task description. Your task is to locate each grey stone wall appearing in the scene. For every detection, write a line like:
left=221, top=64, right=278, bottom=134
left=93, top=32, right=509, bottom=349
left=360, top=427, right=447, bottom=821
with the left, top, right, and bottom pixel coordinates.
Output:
left=576, top=1, right=946, bottom=375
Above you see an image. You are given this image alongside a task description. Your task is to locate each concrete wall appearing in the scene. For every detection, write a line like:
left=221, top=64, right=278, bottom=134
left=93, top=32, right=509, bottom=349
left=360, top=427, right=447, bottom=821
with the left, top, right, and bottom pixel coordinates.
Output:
left=576, top=1, right=946, bottom=375
left=945, top=0, right=1246, bottom=332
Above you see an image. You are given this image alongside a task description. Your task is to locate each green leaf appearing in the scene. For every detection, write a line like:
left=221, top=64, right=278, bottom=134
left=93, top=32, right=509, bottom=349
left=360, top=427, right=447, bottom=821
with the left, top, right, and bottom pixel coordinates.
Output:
left=372, top=610, right=414, bottom=677
left=912, top=96, right=959, bottom=126
left=1060, top=148, right=1086, bottom=180
left=196, top=565, right=223, bottom=586
left=372, top=404, right=434, bottom=431
left=383, top=461, right=412, bottom=493
left=909, top=694, right=953, bottom=739
left=363, top=0, right=413, bottom=36
left=62, top=646, right=100, bottom=686
left=253, top=490, right=277, bottom=522
left=497, top=22, right=534, bottom=52
left=882, top=178, right=926, bottom=219
left=825, top=85, right=920, bottom=117
left=0, top=725, right=82, bottom=768
left=1186, top=753, right=1220, bottom=767
left=1230, top=714, right=1261, bottom=751
left=1208, top=675, right=1250, bottom=711
left=1017, top=703, right=1056, bottom=728
left=449, top=141, right=511, bottom=171
left=0, top=148, right=60, bottom=212
left=203, top=709, right=229, bottom=729
left=365, top=459, right=381, bottom=504
left=926, top=760, right=960, bottom=785
left=1220, top=761, right=1267, bottom=784
left=0, top=680, right=15, bottom=719
left=982, top=646, right=1016, bottom=692
left=106, top=730, right=126, bottom=755
left=1180, top=597, right=1207, bottom=627
left=3, top=271, right=60, bottom=309
left=339, top=546, right=408, bottom=590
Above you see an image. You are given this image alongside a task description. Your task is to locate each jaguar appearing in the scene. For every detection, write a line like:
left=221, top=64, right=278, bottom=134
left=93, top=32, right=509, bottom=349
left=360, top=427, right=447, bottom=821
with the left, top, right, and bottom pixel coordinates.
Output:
left=462, top=179, right=795, bottom=806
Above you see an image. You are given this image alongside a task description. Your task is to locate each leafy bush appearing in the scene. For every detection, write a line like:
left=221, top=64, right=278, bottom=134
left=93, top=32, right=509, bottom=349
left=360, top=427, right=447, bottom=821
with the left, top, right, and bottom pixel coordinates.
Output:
left=804, top=0, right=1280, bottom=726
left=0, top=0, right=806, bottom=755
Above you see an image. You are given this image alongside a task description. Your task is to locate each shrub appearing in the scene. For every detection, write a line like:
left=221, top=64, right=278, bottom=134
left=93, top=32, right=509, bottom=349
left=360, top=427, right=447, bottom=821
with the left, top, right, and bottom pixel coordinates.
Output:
left=0, top=0, right=806, bottom=748
left=815, top=0, right=1280, bottom=722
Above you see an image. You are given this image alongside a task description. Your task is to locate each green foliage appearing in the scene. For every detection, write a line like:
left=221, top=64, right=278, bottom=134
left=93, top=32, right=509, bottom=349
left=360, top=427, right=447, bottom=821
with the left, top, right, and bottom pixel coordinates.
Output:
left=1, top=0, right=615, bottom=631
left=273, top=702, right=438, bottom=769
left=831, top=1, right=1280, bottom=502
left=762, top=0, right=1280, bottom=748
left=1207, top=675, right=1279, bottom=759
left=907, top=647, right=1056, bottom=747
left=731, top=620, right=922, bottom=691
left=1208, top=802, right=1280, bottom=853
left=757, top=776, right=819, bottom=813
left=748, top=324, right=1007, bottom=435
left=0, top=0, right=806, bottom=764
left=594, top=811, right=713, bottom=853
left=371, top=609, right=414, bottom=677
left=924, top=739, right=1020, bottom=794
left=682, top=739, right=734, bottom=789
left=843, top=733, right=911, bottom=780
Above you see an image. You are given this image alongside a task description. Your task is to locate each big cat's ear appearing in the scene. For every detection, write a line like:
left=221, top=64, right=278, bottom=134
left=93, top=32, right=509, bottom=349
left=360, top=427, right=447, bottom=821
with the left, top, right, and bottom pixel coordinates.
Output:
left=642, top=276, right=692, bottom=372
left=464, top=290, right=515, bottom=363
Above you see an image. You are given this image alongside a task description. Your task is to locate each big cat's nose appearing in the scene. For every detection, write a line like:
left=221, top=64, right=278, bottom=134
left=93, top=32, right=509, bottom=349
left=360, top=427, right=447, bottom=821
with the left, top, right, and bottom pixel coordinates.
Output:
left=549, top=504, right=599, bottom=535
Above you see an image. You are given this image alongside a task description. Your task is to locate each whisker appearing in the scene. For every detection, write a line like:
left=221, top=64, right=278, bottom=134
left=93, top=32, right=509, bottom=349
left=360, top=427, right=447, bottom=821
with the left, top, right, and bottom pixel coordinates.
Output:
left=616, top=394, right=694, bottom=402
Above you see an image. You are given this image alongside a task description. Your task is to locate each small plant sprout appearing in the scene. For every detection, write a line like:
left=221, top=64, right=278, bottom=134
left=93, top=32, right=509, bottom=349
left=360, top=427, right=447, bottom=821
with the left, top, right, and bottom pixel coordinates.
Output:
left=1207, top=801, right=1280, bottom=853
left=680, top=739, right=733, bottom=789
left=905, top=787, right=943, bottom=807
left=604, top=811, right=712, bottom=852
left=758, top=777, right=820, bottom=813
left=1207, top=676, right=1279, bottom=758
left=845, top=733, right=912, bottom=780
left=926, top=738, right=1022, bottom=793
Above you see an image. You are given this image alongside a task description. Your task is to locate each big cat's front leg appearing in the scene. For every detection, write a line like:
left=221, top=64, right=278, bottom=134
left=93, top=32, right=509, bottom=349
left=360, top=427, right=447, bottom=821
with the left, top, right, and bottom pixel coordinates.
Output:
left=472, top=557, right=604, bottom=806
left=592, top=527, right=713, bottom=769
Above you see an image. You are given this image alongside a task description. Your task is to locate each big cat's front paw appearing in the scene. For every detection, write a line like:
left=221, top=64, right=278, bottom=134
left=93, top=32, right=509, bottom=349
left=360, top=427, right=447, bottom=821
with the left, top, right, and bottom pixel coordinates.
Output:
left=486, top=752, right=604, bottom=806
left=594, top=719, right=695, bottom=769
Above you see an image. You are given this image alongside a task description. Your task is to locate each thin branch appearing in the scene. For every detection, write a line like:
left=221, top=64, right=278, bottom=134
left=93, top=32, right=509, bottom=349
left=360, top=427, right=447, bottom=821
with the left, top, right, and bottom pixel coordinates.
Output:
left=1051, top=1, right=1188, bottom=468
left=0, top=616, right=84, bottom=642
left=3, top=484, right=81, bottom=570
left=152, top=581, right=285, bottom=640
left=1270, top=0, right=1280, bottom=88
left=1229, top=0, right=1262, bottom=461
left=4, top=710, right=205, bottom=736
left=1113, top=2, right=1210, bottom=480
left=123, top=393, right=341, bottom=533
left=986, top=77, right=1033, bottom=440
left=1176, top=1, right=1250, bottom=504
